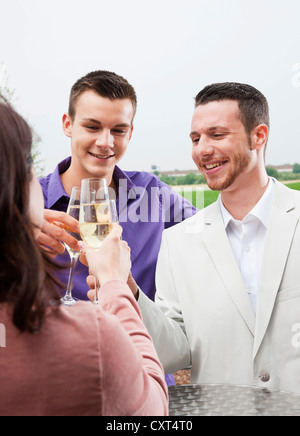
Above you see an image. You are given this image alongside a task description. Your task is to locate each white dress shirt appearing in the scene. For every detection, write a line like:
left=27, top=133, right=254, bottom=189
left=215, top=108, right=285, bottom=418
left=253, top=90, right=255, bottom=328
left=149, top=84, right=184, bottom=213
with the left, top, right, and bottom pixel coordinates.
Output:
left=219, top=179, right=275, bottom=314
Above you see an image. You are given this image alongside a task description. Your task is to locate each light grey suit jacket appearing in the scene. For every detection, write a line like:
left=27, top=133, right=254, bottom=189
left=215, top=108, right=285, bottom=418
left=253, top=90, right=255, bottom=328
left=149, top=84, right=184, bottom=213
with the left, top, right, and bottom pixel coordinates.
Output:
left=139, top=179, right=300, bottom=394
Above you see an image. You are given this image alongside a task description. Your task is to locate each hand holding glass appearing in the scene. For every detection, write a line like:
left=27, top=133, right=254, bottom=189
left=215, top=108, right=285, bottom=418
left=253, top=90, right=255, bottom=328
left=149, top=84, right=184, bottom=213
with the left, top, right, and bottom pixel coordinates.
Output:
left=79, top=179, right=113, bottom=304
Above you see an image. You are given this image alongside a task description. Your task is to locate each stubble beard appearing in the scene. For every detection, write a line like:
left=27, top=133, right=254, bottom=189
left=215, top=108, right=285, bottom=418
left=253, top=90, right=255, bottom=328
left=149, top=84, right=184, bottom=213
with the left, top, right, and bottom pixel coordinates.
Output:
left=204, top=147, right=253, bottom=192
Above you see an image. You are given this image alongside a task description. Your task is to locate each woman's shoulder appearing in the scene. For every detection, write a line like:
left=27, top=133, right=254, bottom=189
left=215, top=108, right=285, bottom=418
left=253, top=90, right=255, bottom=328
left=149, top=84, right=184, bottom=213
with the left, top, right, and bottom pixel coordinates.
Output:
left=45, top=301, right=102, bottom=330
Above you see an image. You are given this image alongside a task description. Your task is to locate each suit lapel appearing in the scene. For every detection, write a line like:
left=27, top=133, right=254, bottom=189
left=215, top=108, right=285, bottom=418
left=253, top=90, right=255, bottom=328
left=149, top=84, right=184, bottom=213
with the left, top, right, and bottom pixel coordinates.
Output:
left=203, top=203, right=256, bottom=336
left=201, top=182, right=299, bottom=357
left=253, top=181, right=299, bottom=358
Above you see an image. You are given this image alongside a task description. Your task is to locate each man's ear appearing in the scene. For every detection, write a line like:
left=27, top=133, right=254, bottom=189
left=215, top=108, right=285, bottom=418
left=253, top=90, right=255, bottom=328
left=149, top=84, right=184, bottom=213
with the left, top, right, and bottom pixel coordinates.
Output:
left=62, top=113, right=72, bottom=138
left=129, top=124, right=134, bottom=141
left=252, top=124, right=268, bottom=150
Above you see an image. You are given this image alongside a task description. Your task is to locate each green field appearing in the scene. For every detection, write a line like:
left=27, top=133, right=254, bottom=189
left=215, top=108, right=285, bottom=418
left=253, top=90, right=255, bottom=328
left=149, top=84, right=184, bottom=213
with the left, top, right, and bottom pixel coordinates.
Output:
left=181, top=189, right=219, bottom=209
left=181, top=181, right=300, bottom=209
left=286, top=182, right=300, bottom=191
left=181, top=187, right=219, bottom=209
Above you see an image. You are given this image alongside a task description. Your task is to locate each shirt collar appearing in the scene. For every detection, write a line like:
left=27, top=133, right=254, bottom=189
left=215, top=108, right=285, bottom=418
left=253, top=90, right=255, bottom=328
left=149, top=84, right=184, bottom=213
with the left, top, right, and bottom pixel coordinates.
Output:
left=219, top=178, right=275, bottom=229
left=46, top=157, right=137, bottom=208
left=47, top=157, right=70, bottom=208
left=113, top=165, right=137, bottom=193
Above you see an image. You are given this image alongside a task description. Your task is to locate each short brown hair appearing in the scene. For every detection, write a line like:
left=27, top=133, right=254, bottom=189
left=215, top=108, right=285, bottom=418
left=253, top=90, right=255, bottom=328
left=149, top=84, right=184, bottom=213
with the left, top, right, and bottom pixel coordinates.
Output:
left=68, top=70, right=137, bottom=121
left=195, top=82, right=270, bottom=137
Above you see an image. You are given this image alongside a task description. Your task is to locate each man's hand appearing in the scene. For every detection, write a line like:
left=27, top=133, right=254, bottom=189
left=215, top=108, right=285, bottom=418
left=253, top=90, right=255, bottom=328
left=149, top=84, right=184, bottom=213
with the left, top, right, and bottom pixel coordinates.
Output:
left=127, top=272, right=139, bottom=299
left=86, top=271, right=139, bottom=302
left=37, top=209, right=81, bottom=258
left=86, top=275, right=96, bottom=302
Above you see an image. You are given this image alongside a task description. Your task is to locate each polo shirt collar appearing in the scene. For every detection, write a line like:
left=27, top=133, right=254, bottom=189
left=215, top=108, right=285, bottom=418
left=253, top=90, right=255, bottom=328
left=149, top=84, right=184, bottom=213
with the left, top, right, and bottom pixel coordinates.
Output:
left=113, top=165, right=136, bottom=193
left=47, top=157, right=70, bottom=208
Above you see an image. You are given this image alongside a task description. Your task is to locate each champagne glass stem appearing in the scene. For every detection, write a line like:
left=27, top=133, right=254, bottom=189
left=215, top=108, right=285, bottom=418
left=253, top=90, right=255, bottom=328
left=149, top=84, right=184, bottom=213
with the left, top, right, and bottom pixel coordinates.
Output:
left=61, top=252, right=80, bottom=305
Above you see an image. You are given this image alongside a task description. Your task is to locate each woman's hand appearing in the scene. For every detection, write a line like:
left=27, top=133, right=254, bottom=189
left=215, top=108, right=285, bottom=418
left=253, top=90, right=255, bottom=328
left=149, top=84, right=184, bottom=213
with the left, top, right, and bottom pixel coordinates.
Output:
left=79, top=225, right=131, bottom=288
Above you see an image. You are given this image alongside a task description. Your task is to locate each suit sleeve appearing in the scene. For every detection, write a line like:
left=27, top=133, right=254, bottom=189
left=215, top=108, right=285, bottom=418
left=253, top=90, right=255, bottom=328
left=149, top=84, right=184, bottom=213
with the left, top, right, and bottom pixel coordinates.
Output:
left=138, top=230, right=191, bottom=374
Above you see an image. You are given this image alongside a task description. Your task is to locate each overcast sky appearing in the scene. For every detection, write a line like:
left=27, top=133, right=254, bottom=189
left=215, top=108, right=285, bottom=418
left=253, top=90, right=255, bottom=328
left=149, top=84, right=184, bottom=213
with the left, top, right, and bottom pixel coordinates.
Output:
left=1, top=0, right=300, bottom=175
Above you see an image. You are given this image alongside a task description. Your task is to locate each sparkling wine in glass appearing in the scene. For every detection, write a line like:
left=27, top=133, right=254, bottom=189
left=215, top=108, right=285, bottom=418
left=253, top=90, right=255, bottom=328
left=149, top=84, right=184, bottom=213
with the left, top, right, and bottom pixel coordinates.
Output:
left=79, top=178, right=110, bottom=304
left=61, top=187, right=82, bottom=306
left=109, top=199, right=119, bottom=225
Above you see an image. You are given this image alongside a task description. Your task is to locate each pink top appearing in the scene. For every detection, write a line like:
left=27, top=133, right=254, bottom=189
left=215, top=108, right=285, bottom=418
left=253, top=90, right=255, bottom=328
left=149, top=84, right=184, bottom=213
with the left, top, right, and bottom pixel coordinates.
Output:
left=0, top=281, right=168, bottom=416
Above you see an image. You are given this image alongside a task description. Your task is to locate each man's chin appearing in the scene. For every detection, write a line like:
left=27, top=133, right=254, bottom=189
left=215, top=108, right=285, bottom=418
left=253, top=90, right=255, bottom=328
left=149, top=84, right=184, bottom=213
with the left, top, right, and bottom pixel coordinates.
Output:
left=207, top=183, right=222, bottom=192
left=86, top=161, right=116, bottom=178
left=205, top=177, right=231, bottom=192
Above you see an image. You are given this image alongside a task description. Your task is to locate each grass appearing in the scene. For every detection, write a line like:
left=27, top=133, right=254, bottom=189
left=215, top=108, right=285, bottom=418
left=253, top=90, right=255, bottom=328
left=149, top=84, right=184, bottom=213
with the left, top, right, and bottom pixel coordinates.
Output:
left=286, top=182, right=300, bottom=191
left=181, top=181, right=300, bottom=209
left=180, top=188, right=219, bottom=209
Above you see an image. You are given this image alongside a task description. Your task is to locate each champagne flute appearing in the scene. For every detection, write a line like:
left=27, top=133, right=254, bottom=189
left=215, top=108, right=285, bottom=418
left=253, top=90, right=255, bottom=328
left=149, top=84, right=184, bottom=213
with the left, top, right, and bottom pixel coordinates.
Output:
left=61, top=187, right=82, bottom=306
left=79, top=178, right=110, bottom=305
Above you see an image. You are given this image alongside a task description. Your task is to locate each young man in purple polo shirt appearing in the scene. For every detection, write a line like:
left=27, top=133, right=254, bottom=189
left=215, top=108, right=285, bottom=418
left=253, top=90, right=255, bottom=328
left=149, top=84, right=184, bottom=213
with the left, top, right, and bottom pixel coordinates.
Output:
left=39, top=71, right=196, bottom=385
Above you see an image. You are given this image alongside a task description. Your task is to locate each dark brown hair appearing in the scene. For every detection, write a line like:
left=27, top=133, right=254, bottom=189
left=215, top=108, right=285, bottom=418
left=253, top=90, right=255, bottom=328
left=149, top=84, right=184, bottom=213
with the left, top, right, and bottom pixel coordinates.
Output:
left=68, top=70, right=137, bottom=121
left=195, top=82, right=270, bottom=138
left=0, top=101, right=61, bottom=333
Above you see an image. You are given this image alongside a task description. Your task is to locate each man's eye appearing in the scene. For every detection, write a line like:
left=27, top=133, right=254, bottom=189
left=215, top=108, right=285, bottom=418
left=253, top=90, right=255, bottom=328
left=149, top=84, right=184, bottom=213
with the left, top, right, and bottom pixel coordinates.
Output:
left=112, top=129, right=126, bottom=135
left=192, top=137, right=200, bottom=145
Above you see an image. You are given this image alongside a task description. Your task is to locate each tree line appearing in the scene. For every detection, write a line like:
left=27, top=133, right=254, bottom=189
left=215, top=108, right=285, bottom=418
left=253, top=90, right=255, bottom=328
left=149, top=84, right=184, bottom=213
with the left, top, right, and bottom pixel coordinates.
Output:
left=155, top=164, right=300, bottom=186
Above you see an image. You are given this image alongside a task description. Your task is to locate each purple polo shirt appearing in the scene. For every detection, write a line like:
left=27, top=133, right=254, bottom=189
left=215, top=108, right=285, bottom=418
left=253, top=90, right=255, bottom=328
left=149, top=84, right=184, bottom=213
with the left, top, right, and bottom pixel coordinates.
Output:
left=40, top=157, right=197, bottom=385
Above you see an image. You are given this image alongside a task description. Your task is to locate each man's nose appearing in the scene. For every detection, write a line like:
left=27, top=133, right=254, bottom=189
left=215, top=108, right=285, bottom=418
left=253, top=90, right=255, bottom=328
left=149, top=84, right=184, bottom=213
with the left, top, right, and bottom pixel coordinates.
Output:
left=197, top=136, right=214, bottom=159
left=95, top=130, right=114, bottom=148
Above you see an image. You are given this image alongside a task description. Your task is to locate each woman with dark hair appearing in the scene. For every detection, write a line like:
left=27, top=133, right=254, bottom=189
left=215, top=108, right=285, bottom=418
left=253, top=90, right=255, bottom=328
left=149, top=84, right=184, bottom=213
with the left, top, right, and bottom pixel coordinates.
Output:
left=0, top=101, right=168, bottom=416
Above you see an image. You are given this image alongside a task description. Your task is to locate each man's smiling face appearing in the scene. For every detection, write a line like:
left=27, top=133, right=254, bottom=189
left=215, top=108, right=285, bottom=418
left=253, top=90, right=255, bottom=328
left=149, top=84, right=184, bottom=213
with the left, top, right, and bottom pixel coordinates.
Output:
left=63, top=90, right=134, bottom=180
left=190, top=100, right=254, bottom=192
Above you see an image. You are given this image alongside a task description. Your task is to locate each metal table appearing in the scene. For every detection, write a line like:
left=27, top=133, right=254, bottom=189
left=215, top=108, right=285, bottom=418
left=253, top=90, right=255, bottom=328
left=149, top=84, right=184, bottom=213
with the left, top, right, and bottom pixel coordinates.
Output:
left=168, top=384, right=300, bottom=416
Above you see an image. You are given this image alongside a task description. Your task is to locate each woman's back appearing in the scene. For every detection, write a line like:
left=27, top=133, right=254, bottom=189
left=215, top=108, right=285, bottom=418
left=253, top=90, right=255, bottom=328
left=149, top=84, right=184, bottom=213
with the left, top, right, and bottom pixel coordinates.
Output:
left=0, top=281, right=168, bottom=416
left=0, top=301, right=108, bottom=416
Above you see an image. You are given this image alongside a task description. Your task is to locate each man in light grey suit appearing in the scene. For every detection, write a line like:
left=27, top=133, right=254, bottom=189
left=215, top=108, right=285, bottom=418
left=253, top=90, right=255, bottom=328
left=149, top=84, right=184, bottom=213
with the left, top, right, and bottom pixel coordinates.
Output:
left=133, top=83, right=300, bottom=394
